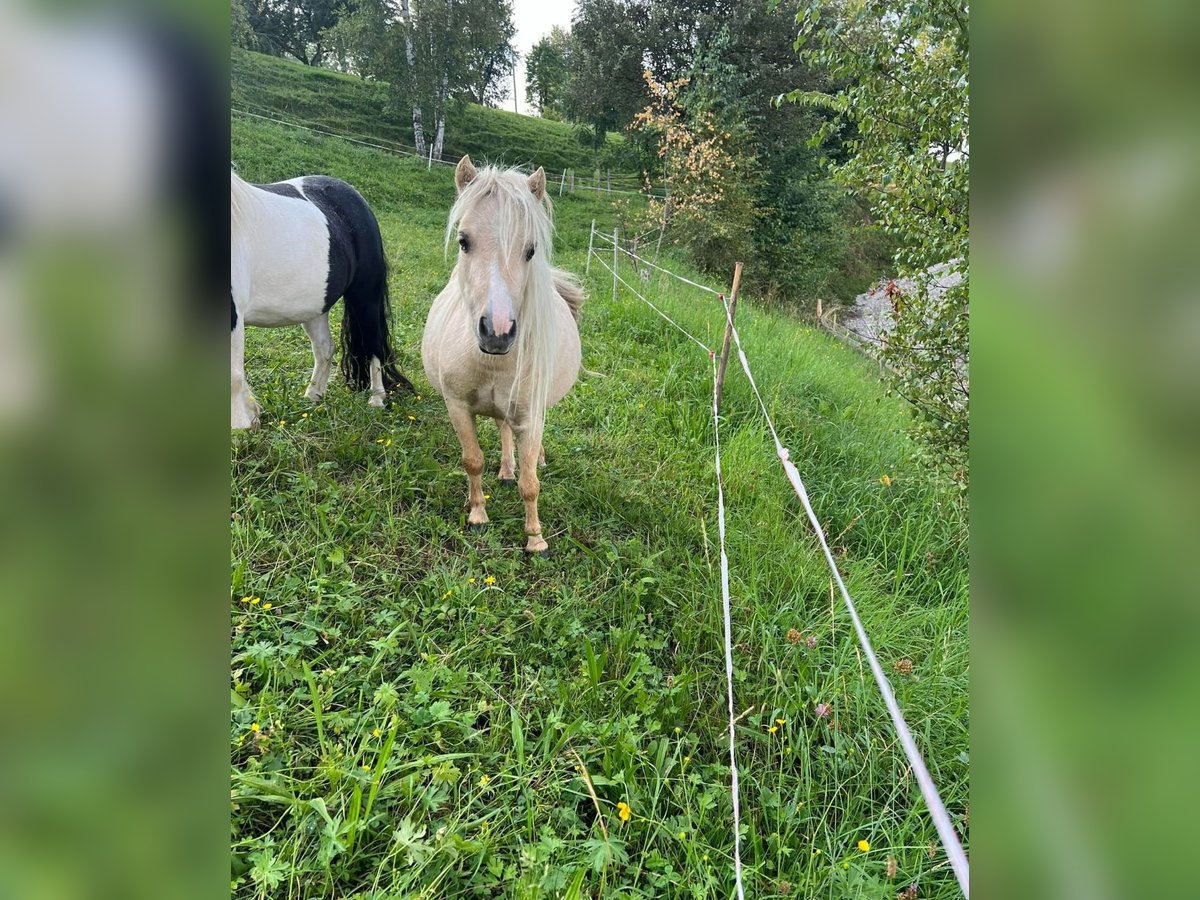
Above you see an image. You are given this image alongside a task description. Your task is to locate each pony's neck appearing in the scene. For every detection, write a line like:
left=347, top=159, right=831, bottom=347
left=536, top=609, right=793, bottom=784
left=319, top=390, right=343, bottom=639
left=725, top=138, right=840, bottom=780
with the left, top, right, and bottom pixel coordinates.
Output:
left=230, top=172, right=263, bottom=233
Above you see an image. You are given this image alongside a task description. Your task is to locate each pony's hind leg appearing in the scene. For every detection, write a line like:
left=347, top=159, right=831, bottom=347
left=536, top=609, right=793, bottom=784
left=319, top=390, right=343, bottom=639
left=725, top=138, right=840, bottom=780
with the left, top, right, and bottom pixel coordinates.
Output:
left=496, top=418, right=516, bottom=485
left=448, top=403, right=489, bottom=529
left=515, top=424, right=549, bottom=556
left=368, top=357, right=386, bottom=408
left=303, top=315, right=334, bottom=402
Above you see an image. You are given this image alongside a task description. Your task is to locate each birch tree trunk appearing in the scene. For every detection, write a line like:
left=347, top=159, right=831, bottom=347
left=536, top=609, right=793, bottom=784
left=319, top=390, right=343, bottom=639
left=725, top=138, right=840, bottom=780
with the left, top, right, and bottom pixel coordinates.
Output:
left=397, top=0, right=426, bottom=157
left=432, top=72, right=448, bottom=160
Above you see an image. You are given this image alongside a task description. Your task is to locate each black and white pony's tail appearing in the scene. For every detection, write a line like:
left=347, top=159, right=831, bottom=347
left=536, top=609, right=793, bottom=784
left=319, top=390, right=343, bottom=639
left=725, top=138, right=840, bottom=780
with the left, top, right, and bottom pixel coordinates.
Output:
left=340, top=259, right=413, bottom=397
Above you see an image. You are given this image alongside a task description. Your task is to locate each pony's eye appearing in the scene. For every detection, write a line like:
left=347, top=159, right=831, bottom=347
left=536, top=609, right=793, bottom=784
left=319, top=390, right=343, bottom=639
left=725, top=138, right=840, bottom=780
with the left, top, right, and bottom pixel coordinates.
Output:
left=524, top=244, right=536, bottom=262
left=458, top=234, right=471, bottom=253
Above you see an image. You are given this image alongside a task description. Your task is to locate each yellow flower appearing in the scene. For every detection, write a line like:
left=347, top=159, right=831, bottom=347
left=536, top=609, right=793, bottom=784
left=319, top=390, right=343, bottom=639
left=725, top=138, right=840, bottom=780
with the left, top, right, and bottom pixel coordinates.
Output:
left=262, top=602, right=272, bottom=610
left=249, top=597, right=260, bottom=606
left=484, top=575, right=496, bottom=585
left=442, top=590, right=453, bottom=599
left=407, top=415, right=416, bottom=421
left=483, top=494, right=491, bottom=500
left=879, top=474, right=893, bottom=486
left=682, top=755, right=690, bottom=765
left=250, top=723, right=259, bottom=732
left=301, top=413, right=309, bottom=419
left=616, top=801, right=631, bottom=822
left=857, top=839, right=871, bottom=852
left=479, top=774, right=491, bottom=787
left=677, top=831, right=686, bottom=840
left=468, top=577, right=476, bottom=585
left=372, top=728, right=381, bottom=738
left=240, top=596, right=252, bottom=604
left=768, top=726, right=778, bottom=734
left=384, top=438, right=392, bottom=447
left=775, top=718, right=786, bottom=725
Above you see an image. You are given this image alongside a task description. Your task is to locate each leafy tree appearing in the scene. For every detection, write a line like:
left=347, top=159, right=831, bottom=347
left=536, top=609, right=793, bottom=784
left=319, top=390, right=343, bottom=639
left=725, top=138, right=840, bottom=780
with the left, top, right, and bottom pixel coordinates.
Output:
left=788, top=0, right=969, bottom=480
left=456, top=0, right=517, bottom=107
left=242, top=0, right=351, bottom=66
left=562, top=0, right=651, bottom=143
left=631, top=69, right=761, bottom=278
left=525, top=27, right=570, bottom=119
left=232, top=0, right=257, bottom=50
left=327, top=0, right=516, bottom=159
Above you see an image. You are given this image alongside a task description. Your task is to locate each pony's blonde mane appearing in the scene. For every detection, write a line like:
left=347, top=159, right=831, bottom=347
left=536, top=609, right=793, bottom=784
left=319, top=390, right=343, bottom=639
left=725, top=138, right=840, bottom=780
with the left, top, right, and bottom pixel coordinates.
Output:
left=442, top=166, right=563, bottom=425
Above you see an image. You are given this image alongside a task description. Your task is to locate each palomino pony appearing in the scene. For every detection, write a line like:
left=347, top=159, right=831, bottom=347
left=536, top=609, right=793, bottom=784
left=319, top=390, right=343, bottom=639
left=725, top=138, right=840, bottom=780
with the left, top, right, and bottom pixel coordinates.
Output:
left=230, top=171, right=412, bottom=429
left=422, top=157, right=584, bottom=556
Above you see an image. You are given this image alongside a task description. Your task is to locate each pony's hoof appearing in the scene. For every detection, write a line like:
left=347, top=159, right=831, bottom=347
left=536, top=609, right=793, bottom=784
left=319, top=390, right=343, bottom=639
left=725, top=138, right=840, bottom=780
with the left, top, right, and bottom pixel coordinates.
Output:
left=499, top=478, right=517, bottom=488
left=467, top=522, right=488, bottom=534
left=524, top=546, right=551, bottom=560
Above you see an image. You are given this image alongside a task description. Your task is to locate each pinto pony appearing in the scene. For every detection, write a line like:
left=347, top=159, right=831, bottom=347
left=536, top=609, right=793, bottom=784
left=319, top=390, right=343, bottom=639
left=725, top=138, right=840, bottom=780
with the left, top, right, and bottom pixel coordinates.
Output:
left=422, top=157, right=584, bottom=556
left=230, top=171, right=411, bottom=429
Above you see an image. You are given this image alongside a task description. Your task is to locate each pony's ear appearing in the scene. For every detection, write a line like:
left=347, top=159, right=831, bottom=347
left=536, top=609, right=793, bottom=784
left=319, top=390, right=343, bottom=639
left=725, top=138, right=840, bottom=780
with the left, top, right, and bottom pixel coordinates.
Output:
left=528, top=166, right=546, bottom=200
left=455, top=156, right=478, bottom=193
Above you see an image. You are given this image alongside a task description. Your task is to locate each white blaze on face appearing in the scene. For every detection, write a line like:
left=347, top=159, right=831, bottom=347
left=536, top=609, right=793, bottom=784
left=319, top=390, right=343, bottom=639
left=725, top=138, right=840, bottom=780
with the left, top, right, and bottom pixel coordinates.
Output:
left=487, top=258, right=515, bottom=337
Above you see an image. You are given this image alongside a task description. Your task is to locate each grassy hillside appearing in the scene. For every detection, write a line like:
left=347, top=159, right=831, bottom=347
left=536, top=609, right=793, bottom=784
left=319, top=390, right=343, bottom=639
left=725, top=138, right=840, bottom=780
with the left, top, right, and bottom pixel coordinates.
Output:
left=233, top=48, right=629, bottom=175
left=231, top=108, right=968, bottom=897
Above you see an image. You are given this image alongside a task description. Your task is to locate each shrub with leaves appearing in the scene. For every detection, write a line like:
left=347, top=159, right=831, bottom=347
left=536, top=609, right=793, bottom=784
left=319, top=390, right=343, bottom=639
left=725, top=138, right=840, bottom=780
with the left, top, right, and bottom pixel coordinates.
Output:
left=788, top=0, right=969, bottom=483
left=631, top=70, right=761, bottom=279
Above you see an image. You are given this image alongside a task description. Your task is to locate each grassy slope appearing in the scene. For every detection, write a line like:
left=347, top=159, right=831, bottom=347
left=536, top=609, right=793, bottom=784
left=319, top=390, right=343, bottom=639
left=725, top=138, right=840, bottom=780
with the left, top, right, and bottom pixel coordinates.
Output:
left=230, top=111, right=968, bottom=896
left=233, top=48, right=628, bottom=175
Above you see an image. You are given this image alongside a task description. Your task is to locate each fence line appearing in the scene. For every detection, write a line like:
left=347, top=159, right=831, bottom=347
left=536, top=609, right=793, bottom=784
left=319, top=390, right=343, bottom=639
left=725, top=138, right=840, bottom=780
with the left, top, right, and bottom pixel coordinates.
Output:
left=718, top=294, right=971, bottom=898
left=589, top=251, right=714, bottom=355
left=233, top=105, right=668, bottom=198
left=588, top=221, right=969, bottom=898
left=709, top=353, right=746, bottom=900
left=591, top=230, right=722, bottom=296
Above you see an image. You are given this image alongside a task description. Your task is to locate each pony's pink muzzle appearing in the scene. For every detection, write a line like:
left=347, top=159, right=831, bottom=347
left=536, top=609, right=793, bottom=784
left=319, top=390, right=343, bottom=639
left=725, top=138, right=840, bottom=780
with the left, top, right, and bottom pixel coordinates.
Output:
left=477, top=314, right=517, bottom=355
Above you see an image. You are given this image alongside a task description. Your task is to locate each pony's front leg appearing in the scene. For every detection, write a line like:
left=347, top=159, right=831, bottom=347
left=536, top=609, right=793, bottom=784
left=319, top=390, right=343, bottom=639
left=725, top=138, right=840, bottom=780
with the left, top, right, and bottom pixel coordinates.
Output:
left=231, top=312, right=259, bottom=430
left=303, top=315, right=334, bottom=401
left=495, top=418, right=516, bottom=486
left=514, top=423, right=548, bottom=557
left=448, top=404, right=489, bottom=529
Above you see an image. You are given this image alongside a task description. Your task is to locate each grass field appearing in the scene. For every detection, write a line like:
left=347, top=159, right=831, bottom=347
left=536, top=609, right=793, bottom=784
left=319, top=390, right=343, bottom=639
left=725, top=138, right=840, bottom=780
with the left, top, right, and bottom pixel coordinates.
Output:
left=233, top=49, right=629, bottom=176
left=231, top=98, right=968, bottom=898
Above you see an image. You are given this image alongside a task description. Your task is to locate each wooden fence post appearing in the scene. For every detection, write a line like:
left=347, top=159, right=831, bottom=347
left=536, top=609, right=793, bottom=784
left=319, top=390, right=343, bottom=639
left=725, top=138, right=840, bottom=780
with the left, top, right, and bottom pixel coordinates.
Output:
left=607, top=169, right=612, bottom=194
left=595, top=167, right=601, bottom=195
left=570, top=170, right=575, bottom=193
left=586, top=220, right=595, bottom=276
left=559, top=169, right=566, bottom=197
left=816, top=297, right=823, bottom=322
left=612, top=228, right=619, bottom=302
left=715, top=261, right=744, bottom=412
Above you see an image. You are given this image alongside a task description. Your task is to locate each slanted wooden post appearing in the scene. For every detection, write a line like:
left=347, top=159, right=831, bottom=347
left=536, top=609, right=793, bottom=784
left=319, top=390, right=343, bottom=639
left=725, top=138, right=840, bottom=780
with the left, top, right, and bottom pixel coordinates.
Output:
left=427, top=144, right=433, bottom=170
left=569, top=169, right=575, bottom=192
left=607, top=169, right=612, bottom=193
left=612, top=228, right=619, bottom=302
left=715, top=261, right=744, bottom=411
left=586, top=220, right=596, bottom=275
left=816, top=297, right=823, bottom=323
left=559, top=169, right=566, bottom=196
left=595, top=167, right=601, bottom=195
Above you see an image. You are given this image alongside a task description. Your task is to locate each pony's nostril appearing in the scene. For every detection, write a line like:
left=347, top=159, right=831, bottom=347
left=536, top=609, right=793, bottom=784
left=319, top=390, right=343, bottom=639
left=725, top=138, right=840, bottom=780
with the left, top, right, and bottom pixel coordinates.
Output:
left=478, top=316, right=490, bottom=337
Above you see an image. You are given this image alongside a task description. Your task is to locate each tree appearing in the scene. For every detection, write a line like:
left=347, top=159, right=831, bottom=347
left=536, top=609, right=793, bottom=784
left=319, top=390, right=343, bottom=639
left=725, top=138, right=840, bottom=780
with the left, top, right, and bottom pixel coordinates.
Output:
left=631, top=68, right=761, bottom=278
left=327, top=0, right=517, bottom=160
left=456, top=0, right=517, bottom=106
left=789, top=0, right=969, bottom=480
left=242, top=0, right=351, bottom=66
left=525, top=27, right=570, bottom=118
left=562, top=0, right=651, bottom=143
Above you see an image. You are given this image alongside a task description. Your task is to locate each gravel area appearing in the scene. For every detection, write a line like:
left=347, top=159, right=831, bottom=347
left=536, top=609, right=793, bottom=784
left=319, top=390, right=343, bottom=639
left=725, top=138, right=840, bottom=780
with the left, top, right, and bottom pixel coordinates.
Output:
left=840, top=262, right=965, bottom=346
